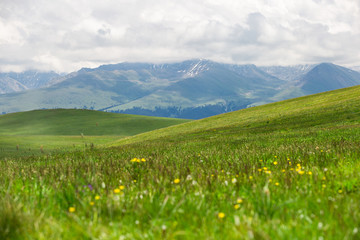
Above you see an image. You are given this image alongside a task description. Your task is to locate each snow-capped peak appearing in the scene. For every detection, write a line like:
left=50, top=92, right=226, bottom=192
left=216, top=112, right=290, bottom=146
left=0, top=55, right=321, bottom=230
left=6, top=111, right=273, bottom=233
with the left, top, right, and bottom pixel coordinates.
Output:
left=183, top=59, right=211, bottom=77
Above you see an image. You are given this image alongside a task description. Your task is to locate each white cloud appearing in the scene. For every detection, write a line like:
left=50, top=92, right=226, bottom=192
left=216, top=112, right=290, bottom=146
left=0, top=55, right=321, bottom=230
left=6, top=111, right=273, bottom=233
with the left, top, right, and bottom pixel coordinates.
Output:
left=0, top=0, right=359, bottom=72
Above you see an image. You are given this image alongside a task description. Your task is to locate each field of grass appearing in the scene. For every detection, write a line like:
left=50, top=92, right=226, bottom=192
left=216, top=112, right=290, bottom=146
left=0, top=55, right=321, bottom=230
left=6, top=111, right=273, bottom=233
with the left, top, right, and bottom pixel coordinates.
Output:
left=1, top=86, right=360, bottom=239
left=0, top=109, right=189, bottom=158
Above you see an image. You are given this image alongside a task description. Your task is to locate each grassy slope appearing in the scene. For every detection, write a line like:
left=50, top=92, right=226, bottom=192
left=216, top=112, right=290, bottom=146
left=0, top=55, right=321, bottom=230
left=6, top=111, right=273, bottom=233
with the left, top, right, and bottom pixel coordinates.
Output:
left=0, top=108, right=190, bottom=136
left=0, top=109, right=189, bottom=157
left=111, top=85, right=360, bottom=146
left=1, top=86, right=360, bottom=239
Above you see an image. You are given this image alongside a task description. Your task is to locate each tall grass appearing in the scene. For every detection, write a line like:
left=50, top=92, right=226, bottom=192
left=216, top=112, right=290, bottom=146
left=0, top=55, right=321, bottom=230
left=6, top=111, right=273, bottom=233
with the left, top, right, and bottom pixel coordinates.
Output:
left=0, top=197, right=28, bottom=240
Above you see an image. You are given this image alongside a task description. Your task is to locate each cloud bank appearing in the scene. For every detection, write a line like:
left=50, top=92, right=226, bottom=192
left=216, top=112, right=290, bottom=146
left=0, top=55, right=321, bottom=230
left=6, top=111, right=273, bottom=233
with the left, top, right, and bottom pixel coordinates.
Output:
left=0, top=0, right=359, bottom=72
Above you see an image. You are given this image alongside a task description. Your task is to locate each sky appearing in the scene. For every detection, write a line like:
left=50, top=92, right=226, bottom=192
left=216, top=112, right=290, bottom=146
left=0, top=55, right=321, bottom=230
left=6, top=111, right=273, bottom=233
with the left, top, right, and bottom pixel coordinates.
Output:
left=0, top=0, right=360, bottom=73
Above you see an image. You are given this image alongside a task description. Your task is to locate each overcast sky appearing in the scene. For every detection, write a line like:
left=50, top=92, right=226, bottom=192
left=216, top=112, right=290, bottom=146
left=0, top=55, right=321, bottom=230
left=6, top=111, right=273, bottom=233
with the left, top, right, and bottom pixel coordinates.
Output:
left=1, top=0, right=360, bottom=72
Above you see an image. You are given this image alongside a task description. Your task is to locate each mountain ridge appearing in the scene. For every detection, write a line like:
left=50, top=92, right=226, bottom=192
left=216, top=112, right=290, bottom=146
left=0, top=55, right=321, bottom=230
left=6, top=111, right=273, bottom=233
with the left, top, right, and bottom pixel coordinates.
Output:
left=0, top=70, right=62, bottom=94
left=1, top=60, right=360, bottom=118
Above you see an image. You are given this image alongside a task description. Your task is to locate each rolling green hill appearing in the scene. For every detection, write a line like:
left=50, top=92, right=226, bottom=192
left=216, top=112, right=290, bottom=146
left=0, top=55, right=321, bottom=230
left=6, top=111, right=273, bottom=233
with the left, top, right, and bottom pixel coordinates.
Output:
left=0, top=108, right=189, bottom=136
left=0, top=109, right=189, bottom=157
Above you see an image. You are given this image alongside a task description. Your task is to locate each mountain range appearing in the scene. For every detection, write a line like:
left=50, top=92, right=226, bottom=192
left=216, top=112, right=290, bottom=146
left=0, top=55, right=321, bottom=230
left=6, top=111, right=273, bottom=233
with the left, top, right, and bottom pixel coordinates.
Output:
left=1, top=60, right=360, bottom=119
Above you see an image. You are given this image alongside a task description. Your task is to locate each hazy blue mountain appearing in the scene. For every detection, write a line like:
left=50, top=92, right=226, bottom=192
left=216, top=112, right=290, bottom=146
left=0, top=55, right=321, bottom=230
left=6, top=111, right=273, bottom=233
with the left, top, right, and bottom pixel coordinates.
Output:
left=0, top=71, right=61, bottom=93
left=0, top=76, right=27, bottom=94
left=0, top=60, right=359, bottom=119
left=299, top=63, right=360, bottom=94
left=270, top=63, right=360, bottom=102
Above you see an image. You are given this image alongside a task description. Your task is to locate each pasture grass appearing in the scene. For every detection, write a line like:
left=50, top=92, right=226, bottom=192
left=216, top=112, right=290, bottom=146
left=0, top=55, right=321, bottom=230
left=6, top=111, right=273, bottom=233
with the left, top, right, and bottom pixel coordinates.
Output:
left=1, top=86, right=360, bottom=239
left=0, top=135, right=120, bottom=158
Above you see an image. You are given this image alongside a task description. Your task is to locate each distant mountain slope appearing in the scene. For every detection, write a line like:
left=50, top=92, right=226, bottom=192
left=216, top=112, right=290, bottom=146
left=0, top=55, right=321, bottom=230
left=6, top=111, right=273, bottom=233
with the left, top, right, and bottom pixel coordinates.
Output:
left=270, top=63, right=360, bottom=102
left=259, top=65, right=315, bottom=81
left=0, top=71, right=61, bottom=93
left=0, top=76, right=27, bottom=94
left=0, top=109, right=190, bottom=136
left=298, top=63, right=360, bottom=94
left=0, top=68, right=160, bottom=113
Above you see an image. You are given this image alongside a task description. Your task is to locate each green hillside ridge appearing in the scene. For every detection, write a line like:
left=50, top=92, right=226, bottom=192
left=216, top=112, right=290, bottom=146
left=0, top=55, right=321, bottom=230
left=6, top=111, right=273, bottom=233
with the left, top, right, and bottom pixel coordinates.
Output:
left=0, top=108, right=190, bottom=136
left=111, top=84, right=360, bottom=146
left=0, top=109, right=189, bottom=157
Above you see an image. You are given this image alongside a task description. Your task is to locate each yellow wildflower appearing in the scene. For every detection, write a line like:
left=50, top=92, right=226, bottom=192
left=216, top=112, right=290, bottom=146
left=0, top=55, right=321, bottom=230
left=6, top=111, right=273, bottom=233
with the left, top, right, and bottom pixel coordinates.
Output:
left=95, top=195, right=100, bottom=200
left=282, top=169, right=286, bottom=173
left=298, top=170, right=305, bottom=175
left=119, top=185, right=125, bottom=190
left=234, top=204, right=240, bottom=210
left=275, top=182, right=279, bottom=186
left=218, top=212, right=225, bottom=219
left=114, top=188, right=121, bottom=194
left=174, top=179, right=180, bottom=184
left=308, top=171, right=312, bottom=175
left=90, top=201, right=95, bottom=206
left=141, top=158, right=146, bottom=162
left=68, top=207, right=75, bottom=213
left=273, top=161, right=278, bottom=165
left=237, top=198, right=243, bottom=204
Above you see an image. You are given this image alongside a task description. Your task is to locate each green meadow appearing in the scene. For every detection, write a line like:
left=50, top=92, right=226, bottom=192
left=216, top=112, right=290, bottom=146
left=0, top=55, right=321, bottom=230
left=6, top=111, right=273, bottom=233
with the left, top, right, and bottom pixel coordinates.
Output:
left=1, top=86, right=360, bottom=239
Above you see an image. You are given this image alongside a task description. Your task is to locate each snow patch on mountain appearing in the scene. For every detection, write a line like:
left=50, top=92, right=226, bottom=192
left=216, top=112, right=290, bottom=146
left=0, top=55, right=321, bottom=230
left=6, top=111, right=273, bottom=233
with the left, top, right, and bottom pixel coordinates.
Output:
left=183, top=60, right=211, bottom=78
